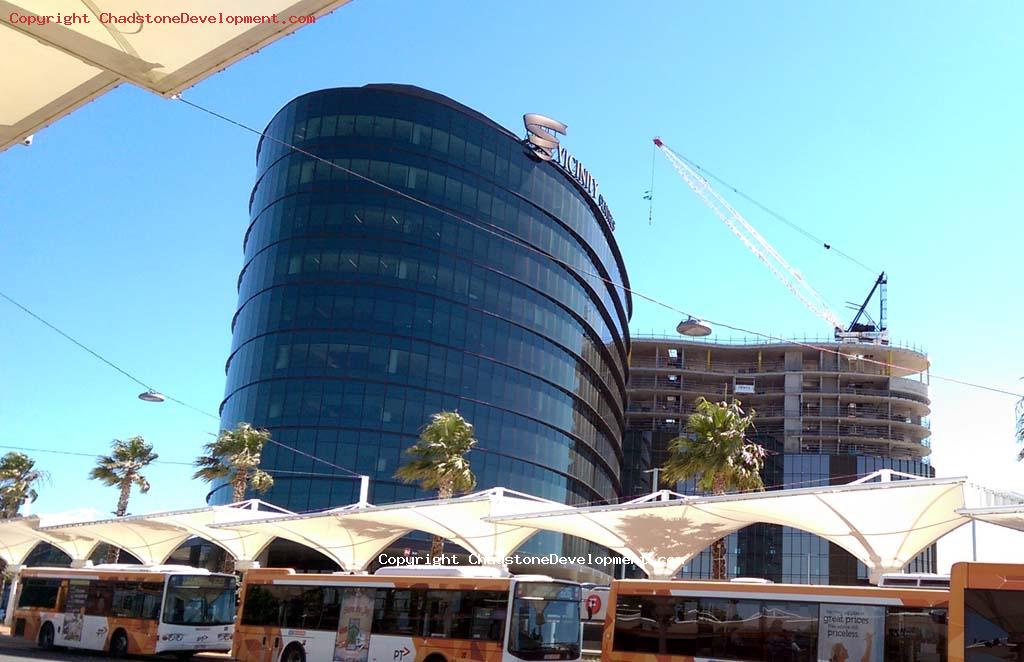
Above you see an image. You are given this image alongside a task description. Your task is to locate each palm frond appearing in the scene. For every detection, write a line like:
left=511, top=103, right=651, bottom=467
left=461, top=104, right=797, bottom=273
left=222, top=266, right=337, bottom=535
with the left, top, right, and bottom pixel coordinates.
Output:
left=661, top=397, right=765, bottom=495
left=194, top=422, right=272, bottom=495
left=394, top=411, right=478, bottom=496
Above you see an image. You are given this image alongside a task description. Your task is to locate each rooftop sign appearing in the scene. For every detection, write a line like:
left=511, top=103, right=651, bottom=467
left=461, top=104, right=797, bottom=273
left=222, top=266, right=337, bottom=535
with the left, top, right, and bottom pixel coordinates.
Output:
left=523, top=114, right=616, bottom=231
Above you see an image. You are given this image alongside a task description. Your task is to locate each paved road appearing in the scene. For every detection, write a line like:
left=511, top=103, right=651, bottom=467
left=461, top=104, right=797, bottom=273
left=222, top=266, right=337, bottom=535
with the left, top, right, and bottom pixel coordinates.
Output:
left=0, top=634, right=227, bottom=661
left=0, top=635, right=113, bottom=661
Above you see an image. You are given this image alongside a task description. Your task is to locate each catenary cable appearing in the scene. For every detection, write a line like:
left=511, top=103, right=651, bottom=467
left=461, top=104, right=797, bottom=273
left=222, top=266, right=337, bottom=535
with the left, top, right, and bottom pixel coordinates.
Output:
left=673, top=153, right=877, bottom=274
left=0, top=443, right=358, bottom=480
left=174, top=95, right=1023, bottom=400
left=0, top=292, right=364, bottom=478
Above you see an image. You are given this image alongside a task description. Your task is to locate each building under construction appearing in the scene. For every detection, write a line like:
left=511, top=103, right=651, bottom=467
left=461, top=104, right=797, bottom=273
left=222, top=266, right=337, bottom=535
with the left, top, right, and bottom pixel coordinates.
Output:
left=623, top=335, right=934, bottom=584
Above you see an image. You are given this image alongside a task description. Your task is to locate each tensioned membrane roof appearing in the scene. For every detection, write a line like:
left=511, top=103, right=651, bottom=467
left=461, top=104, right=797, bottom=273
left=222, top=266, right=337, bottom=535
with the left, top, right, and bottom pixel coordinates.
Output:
left=1, top=0, right=353, bottom=151
left=957, top=505, right=1024, bottom=533
left=213, top=488, right=564, bottom=571
left=0, top=500, right=292, bottom=567
left=489, top=472, right=1024, bottom=580
left=4, top=476, right=1023, bottom=581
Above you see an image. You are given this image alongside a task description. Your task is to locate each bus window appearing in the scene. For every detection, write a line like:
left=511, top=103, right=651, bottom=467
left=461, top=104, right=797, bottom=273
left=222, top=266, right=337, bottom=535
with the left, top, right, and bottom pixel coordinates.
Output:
left=85, top=580, right=115, bottom=616
left=163, top=575, right=235, bottom=626
left=508, top=582, right=581, bottom=660
left=612, top=595, right=817, bottom=662
left=963, top=589, right=1024, bottom=661
left=373, top=588, right=425, bottom=636
left=240, top=584, right=284, bottom=626
left=697, top=598, right=765, bottom=661
left=111, top=582, right=163, bottom=619
left=612, top=595, right=662, bottom=653
left=16, top=578, right=61, bottom=609
left=886, top=607, right=947, bottom=662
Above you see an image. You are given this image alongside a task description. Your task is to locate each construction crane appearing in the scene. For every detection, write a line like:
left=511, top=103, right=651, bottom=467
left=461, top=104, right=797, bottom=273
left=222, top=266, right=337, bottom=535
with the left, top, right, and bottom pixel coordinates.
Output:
left=652, top=137, right=888, bottom=345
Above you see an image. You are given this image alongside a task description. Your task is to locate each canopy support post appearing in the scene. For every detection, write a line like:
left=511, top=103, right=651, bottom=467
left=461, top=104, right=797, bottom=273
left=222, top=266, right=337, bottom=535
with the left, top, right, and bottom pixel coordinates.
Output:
left=358, top=476, right=369, bottom=506
left=3, top=564, right=24, bottom=626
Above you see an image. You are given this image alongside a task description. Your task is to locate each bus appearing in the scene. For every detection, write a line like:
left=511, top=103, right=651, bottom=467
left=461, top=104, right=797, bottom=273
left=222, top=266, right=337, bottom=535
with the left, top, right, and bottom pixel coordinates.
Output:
left=603, top=577, right=949, bottom=662
left=12, top=564, right=236, bottom=658
left=949, top=562, right=1024, bottom=662
left=233, top=565, right=582, bottom=662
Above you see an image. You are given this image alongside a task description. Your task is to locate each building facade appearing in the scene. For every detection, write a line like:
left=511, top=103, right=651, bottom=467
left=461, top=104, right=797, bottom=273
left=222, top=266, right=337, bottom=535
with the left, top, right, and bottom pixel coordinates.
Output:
left=216, top=85, right=631, bottom=564
left=624, top=336, right=934, bottom=584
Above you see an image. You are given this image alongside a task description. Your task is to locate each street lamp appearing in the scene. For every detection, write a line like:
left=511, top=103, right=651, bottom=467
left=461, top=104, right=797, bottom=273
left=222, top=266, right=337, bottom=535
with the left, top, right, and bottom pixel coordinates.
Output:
left=138, top=390, right=165, bottom=403
left=676, top=317, right=712, bottom=337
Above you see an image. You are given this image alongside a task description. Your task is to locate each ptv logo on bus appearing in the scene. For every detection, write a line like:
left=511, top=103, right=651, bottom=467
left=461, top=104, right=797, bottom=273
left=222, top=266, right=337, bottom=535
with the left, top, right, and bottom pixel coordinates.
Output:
left=394, top=646, right=411, bottom=660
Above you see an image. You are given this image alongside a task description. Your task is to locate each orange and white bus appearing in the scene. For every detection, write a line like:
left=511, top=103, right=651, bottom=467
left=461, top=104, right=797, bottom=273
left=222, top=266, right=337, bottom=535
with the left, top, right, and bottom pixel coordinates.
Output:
left=603, top=576, right=950, bottom=662
left=234, top=566, right=582, bottom=662
left=949, top=562, right=1024, bottom=662
left=12, top=564, right=236, bottom=658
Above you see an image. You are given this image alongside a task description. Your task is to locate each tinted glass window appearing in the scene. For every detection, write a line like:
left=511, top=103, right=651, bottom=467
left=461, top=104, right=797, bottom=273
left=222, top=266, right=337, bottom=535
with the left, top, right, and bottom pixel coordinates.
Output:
left=16, top=578, right=61, bottom=609
left=613, top=593, right=819, bottom=662
left=373, top=588, right=425, bottom=636
left=111, top=582, right=163, bottom=619
left=163, top=575, right=235, bottom=626
left=964, top=589, right=1021, bottom=661
left=85, top=580, right=116, bottom=616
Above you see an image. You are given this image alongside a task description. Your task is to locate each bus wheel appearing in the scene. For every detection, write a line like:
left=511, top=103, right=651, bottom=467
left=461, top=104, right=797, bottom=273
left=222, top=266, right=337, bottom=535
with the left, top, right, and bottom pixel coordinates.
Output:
left=109, top=629, right=129, bottom=658
left=38, top=622, right=55, bottom=649
left=425, top=654, right=447, bottom=662
left=282, top=644, right=306, bottom=662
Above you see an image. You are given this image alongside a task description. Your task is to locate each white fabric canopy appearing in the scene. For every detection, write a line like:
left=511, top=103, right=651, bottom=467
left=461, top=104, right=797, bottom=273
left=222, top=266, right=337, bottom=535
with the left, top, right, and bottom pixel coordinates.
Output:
left=215, top=488, right=565, bottom=571
left=958, top=504, right=1024, bottom=532
left=0, top=0, right=354, bottom=150
left=491, top=473, right=1024, bottom=581
left=40, top=500, right=293, bottom=565
left=694, top=475, right=998, bottom=582
left=489, top=491, right=751, bottom=579
left=0, top=517, right=73, bottom=566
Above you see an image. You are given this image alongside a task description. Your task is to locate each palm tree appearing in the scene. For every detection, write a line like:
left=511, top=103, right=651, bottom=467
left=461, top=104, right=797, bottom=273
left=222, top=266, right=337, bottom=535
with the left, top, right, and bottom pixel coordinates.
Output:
left=0, top=452, right=46, bottom=519
left=395, top=411, right=478, bottom=560
left=662, top=397, right=766, bottom=580
left=193, top=422, right=274, bottom=503
left=90, top=436, right=158, bottom=562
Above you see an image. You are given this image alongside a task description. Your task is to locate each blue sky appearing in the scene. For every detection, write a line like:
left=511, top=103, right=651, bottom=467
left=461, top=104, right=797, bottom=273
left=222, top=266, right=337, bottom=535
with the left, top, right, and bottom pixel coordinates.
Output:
left=1, top=1, right=1022, bottom=565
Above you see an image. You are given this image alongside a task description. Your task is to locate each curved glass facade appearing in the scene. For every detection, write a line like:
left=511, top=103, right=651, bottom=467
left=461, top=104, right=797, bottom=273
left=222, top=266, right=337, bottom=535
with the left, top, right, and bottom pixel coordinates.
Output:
left=217, top=85, right=631, bottom=523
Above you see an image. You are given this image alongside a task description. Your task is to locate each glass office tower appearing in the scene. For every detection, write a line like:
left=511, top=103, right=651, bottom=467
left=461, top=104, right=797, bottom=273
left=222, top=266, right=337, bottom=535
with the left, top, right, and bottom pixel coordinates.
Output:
left=217, top=86, right=631, bottom=542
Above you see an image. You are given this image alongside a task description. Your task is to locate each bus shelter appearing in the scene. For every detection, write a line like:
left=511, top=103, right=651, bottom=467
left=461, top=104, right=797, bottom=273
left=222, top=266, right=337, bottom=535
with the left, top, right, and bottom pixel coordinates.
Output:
left=213, top=488, right=565, bottom=572
left=38, top=499, right=293, bottom=567
left=489, top=472, right=1024, bottom=581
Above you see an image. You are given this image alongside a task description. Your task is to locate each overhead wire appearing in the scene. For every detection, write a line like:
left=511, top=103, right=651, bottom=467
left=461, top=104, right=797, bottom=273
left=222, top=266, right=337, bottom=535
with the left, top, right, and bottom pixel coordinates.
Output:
left=173, top=95, right=1024, bottom=400
left=672, top=152, right=878, bottom=274
left=0, top=289, right=217, bottom=419
left=0, top=292, right=365, bottom=478
left=0, top=443, right=358, bottom=480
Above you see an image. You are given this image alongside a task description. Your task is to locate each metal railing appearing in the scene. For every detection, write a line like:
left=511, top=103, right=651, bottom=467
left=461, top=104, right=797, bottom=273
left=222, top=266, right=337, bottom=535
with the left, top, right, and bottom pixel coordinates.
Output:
left=628, top=355, right=912, bottom=378
left=629, top=332, right=928, bottom=355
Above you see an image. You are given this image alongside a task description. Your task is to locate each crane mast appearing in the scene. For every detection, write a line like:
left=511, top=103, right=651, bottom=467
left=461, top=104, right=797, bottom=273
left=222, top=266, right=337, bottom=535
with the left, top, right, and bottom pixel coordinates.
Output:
left=653, top=137, right=852, bottom=335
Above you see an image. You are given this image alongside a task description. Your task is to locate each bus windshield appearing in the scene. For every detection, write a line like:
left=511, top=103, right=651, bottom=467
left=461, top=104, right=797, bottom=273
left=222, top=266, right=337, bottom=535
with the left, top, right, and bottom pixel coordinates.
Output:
left=964, top=588, right=1024, bottom=661
left=509, top=582, right=582, bottom=660
left=163, top=575, right=236, bottom=626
